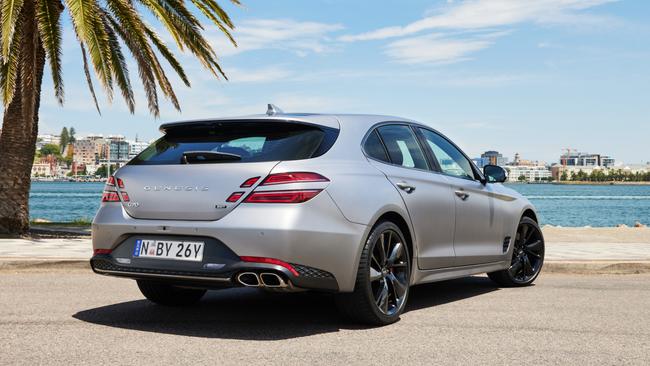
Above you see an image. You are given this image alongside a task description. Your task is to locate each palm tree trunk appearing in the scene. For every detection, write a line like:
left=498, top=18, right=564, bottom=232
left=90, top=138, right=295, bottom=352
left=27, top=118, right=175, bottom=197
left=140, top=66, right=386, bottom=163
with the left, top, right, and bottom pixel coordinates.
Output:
left=0, top=0, right=47, bottom=236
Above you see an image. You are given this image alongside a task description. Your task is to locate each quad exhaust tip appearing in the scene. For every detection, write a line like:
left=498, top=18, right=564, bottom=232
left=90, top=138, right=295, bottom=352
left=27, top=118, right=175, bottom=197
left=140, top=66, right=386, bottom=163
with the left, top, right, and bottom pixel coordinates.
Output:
left=236, top=272, right=288, bottom=288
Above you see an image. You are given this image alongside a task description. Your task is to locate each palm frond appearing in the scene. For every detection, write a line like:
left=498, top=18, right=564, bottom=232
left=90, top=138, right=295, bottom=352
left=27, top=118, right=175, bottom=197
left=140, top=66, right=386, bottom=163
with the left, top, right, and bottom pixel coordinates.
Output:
left=103, top=7, right=160, bottom=115
left=102, top=14, right=134, bottom=113
left=142, top=24, right=190, bottom=87
left=35, top=0, right=64, bottom=104
left=190, top=0, right=236, bottom=46
left=65, top=0, right=113, bottom=99
left=137, top=0, right=225, bottom=78
left=0, top=12, right=22, bottom=105
left=79, top=43, right=101, bottom=114
left=1, top=0, right=25, bottom=60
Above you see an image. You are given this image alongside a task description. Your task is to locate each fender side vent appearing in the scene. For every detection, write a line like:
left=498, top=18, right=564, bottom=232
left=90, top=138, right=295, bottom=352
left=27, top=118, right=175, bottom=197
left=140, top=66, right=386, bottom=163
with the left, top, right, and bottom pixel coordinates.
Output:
left=503, top=237, right=512, bottom=253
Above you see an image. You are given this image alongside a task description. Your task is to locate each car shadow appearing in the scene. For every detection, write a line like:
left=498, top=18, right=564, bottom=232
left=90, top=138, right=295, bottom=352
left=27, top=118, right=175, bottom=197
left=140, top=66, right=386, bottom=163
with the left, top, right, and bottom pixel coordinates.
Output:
left=73, top=276, right=498, bottom=340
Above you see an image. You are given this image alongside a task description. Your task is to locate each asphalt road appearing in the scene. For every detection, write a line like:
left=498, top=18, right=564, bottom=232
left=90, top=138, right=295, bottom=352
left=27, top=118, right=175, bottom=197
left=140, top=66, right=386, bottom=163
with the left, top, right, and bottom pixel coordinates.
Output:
left=1, top=271, right=648, bottom=365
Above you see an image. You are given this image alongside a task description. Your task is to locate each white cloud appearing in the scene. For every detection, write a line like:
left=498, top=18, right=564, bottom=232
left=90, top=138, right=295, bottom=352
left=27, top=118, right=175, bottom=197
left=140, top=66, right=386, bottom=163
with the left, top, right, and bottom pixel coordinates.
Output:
left=340, top=0, right=617, bottom=42
left=385, top=33, right=498, bottom=64
left=208, top=18, right=344, bottom=57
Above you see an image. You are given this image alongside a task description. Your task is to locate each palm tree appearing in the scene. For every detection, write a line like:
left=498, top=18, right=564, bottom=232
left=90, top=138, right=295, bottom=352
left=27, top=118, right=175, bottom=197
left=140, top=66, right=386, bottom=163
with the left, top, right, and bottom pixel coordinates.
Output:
left=0, top=0, right=240, bottom=235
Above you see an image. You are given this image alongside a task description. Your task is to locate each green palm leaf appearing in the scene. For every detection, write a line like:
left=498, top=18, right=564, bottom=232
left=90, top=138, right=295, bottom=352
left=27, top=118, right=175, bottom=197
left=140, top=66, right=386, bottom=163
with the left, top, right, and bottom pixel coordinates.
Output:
left=65, top=0, right=113, bottom=98
left=35, top=0, right=64, bottom=104
left=1, top=0, right=25, bottom=60
left=0, top=11, right=22, bottom=105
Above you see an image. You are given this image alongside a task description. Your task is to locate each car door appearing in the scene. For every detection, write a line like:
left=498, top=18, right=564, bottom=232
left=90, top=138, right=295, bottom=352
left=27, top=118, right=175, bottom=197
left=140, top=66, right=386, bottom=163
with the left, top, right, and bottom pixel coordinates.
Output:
left=416, top=128, right=505, bottom=266
left=364, top=124, right=456, bottom=269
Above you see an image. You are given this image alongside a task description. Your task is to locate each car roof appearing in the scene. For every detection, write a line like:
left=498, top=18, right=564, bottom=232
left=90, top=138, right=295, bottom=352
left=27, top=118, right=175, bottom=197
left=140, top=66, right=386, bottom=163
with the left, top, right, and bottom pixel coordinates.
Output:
left=159, top=113, right=417, bottom=132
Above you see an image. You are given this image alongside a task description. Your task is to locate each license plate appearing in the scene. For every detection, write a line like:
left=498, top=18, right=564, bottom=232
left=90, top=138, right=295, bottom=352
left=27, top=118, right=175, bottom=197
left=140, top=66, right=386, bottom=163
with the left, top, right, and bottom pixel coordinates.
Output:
left=133, top=239, right=204, bottom=262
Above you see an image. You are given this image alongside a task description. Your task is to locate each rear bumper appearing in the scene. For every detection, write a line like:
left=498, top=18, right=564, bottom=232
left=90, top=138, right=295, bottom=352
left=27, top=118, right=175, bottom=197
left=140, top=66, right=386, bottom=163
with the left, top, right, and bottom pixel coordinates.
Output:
left=91, top=192, right=368, bottom=292
left=90, top=254, right=339, bottom=291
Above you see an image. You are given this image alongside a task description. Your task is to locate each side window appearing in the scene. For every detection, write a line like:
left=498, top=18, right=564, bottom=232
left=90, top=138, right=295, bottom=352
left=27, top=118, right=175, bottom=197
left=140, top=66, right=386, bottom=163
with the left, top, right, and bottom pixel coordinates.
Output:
left=418, top=128, right=476, bottom=180
left=363, top=130, right=389, bottom=163
left=376, top=125, right=428, bottom=170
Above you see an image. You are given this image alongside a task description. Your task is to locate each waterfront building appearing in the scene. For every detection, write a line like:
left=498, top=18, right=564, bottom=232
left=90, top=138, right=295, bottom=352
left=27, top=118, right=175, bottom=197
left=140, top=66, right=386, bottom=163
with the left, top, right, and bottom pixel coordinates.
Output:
left=36, top=133, right=61, bottom=150
left=73, top=139, right=99, bottom=166
left=480, top=151, right=508, bottom=166
left=505, top=165, right=552, bottom=182
left=128, top=140, right=150, bottom=159
left=560, top=152, right=615, bottom=167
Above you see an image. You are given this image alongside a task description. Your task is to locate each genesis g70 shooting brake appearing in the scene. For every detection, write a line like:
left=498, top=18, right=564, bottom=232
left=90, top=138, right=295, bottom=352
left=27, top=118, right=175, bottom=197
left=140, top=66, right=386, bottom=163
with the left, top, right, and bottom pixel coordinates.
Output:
left=91, top=105, right=545, bottom=325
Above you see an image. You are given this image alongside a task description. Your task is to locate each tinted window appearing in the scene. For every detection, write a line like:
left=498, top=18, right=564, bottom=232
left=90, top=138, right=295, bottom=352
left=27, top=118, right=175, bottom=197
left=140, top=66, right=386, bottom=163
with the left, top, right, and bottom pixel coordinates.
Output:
left=377, top=125, right=428, bottom=170
left=363, top=130, right=389, bottom=162
left=418, top=128, right=476, bottom=180
left=129, top=122, right=338, bottom=165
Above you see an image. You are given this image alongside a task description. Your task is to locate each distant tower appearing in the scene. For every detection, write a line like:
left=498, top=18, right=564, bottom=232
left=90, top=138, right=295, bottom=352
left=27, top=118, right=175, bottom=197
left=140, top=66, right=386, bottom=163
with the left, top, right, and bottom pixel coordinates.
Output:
left=514, top=153, right=520, bottom=165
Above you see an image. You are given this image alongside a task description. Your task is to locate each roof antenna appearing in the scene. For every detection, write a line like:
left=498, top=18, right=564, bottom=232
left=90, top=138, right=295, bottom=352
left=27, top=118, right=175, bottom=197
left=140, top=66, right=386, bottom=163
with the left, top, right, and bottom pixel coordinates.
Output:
left=266, top=104, right=284, bottom=116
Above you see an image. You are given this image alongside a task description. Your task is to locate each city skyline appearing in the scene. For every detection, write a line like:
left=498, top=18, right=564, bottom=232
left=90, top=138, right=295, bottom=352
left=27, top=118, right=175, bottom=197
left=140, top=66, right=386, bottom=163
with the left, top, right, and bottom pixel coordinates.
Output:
left=21, top=0, right=650, bottom=163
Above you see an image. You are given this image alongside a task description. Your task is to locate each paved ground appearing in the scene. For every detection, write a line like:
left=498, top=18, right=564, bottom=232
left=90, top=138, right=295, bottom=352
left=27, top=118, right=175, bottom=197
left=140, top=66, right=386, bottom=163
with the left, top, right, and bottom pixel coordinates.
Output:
left=0, top=271, right=648, bottom=365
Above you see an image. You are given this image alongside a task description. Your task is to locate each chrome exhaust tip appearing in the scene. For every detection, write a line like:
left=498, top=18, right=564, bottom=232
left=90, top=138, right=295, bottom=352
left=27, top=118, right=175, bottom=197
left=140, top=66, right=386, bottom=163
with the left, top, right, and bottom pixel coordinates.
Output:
left=259, top=273, right=287, bottom=288
left=237, top=272, right=261, bottom=287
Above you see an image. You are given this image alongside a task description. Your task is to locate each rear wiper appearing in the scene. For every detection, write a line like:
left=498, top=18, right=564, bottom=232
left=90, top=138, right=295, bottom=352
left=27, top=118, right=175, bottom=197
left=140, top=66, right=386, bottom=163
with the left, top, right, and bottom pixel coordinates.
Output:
left=182, top=151, right=241, bottom=164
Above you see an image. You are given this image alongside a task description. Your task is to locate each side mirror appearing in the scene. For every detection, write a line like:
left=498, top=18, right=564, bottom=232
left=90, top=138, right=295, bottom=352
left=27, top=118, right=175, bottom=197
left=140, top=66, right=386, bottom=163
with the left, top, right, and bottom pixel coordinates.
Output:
left=483, top=165, right=508, bottom=183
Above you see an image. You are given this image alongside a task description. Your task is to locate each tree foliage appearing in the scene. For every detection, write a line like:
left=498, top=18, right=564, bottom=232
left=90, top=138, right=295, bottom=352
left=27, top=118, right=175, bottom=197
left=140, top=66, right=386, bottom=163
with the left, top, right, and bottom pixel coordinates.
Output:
left=0, top=0, right=240, bottom=115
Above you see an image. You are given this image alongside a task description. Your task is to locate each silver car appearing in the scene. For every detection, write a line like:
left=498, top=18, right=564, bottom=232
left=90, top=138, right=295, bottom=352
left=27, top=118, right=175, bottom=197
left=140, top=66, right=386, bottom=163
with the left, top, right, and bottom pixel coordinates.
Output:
left=91, top=105, right=545, bottom=325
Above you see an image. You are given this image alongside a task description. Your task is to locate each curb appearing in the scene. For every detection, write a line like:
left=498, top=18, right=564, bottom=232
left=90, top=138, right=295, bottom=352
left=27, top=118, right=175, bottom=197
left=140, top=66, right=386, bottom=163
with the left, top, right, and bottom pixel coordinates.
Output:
left=1, top=258, right=650, bottom=274
left=543, top=261, right=650, bottom=275
left=0, top=258, right=90, bottom=271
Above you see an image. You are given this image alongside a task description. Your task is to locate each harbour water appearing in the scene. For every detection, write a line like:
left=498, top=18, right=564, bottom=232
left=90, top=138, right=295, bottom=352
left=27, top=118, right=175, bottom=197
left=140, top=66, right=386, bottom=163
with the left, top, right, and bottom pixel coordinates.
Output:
left=29, top=182, right=650, bottom=227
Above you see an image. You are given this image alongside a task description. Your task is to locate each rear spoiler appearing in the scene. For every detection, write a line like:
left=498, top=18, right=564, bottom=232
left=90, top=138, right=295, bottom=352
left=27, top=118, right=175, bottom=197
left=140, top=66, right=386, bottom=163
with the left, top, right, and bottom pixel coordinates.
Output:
left=159, top=117, right=340, bottom=133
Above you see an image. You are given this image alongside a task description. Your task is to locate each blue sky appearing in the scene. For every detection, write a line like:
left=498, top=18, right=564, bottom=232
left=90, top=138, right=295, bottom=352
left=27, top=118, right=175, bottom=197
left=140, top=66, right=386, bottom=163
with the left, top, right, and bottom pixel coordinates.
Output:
left=37, top=0, right=650, bottom=163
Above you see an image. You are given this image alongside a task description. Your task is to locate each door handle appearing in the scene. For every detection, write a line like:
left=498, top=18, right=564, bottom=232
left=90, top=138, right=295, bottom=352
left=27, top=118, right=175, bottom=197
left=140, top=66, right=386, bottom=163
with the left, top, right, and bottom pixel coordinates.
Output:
left=455, top=190, right=470, bottom=200
left=396, top=182, right=416, bottom=194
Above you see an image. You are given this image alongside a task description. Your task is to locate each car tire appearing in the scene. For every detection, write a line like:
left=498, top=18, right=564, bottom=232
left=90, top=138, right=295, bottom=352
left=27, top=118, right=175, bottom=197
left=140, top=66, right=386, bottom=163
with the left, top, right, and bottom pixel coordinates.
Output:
left=488, top=216, right=545, bottom=287
left=137, top=280, right=206, bottom=306
left=336, top=221, right=411, bottom=326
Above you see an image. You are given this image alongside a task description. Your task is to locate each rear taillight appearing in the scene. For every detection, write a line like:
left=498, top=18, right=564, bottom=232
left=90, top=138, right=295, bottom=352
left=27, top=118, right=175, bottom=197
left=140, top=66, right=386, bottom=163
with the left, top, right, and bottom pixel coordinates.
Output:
left=121, top=192, right=130, bottom=202
left=106, top=176, right=124, bottom=188
left=239, top=172, right=329, bottom=204
left=244, top=190, right=321, bottom=204
left=101, top=191, right=120, bottom=202
left=93, top=249, right=112, bottom=255
left=260, top=172, right=329, bottom=186
left=226, top=192, right=245, bottom=202
left=240, top=177, right=260, bottom=188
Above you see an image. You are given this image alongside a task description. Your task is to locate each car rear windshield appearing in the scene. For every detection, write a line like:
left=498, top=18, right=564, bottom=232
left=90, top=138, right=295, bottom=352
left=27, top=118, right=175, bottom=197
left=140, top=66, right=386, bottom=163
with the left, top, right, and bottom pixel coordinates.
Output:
left=128, top=121, right=339, bottom=165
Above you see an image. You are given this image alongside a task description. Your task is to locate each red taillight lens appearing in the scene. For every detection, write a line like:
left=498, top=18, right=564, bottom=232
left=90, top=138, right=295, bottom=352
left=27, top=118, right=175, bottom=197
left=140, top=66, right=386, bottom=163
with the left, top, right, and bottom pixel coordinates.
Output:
left=106, top=176, right=124, bottom=188
left=121, top=192, right=130, bottom=202
left=226, top=191, right=245, bottom=202
left=240, top=256, right=299, bottom=276
left=261, top=172, right=329, bottom=186
left=243, top=189, right=321, bottom=203
left=240, top=177, right=260, bottom=188
left=93, top=249, right=112, bottom=255
left=101, top=191, right=120, bottom=202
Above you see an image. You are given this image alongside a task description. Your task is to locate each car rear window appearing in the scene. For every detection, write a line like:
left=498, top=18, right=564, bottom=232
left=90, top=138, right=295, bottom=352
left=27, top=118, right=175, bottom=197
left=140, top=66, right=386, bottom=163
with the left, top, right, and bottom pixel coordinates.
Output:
left=129, top=121, right=339, bottom=165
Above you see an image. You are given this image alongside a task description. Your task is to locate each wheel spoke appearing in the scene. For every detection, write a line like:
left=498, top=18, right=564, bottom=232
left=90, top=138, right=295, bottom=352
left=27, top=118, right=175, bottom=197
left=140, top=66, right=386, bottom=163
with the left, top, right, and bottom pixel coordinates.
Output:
left=508, top=259, right=523, bottom=277
left=387, top=273, right=407, bottom=300
left=369, top=267, right=383, bottom=282
left=524, top=248, right=541, bottom=259
left=519, top=225, right=529, bottom=246
left=523, top=255, right=534, bottom=276
left=371, top=253, right=382, bottom=272
left=387, top=242, right=404, bottom=266
left=376, top=281, right=389, bottom=312
left=377, top=234, right=387, bottom=265
left=385, top=231, right=393, bottom=258
left=526, top=239, right=543, bottom=253
left=524, top=225, right=535, bottom=243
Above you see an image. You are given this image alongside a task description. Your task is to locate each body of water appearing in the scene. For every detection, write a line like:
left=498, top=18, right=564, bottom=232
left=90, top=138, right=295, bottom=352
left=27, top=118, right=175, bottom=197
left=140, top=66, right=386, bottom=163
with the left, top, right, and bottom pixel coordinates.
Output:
left=28, top=182, right=650, bottom=227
